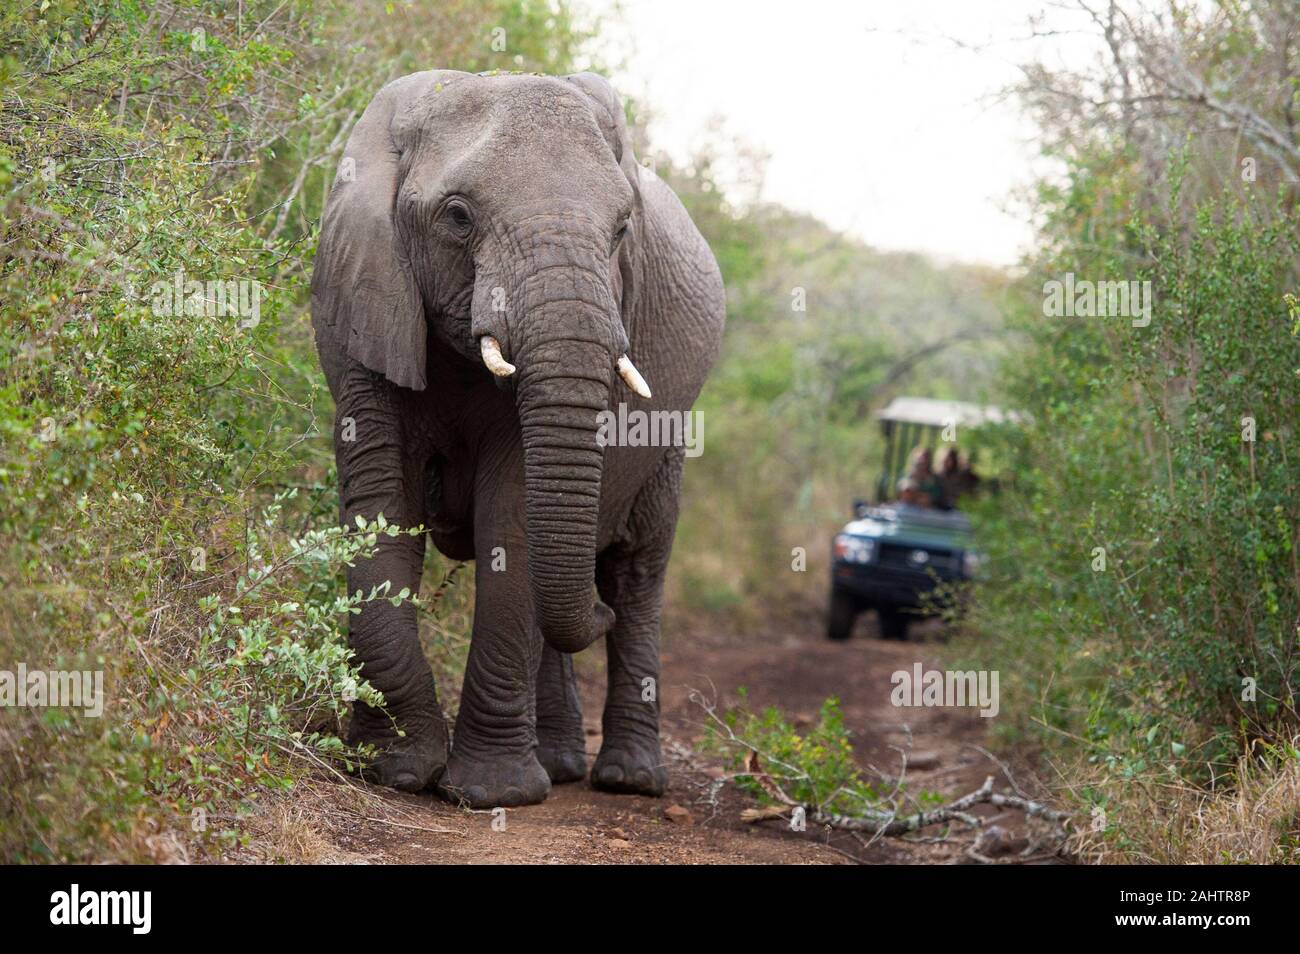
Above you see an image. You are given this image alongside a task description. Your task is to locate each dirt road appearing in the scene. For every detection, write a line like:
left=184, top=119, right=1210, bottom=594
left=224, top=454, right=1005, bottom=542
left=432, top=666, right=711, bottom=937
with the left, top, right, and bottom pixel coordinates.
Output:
left=316, top=615, right=1055, bottom=865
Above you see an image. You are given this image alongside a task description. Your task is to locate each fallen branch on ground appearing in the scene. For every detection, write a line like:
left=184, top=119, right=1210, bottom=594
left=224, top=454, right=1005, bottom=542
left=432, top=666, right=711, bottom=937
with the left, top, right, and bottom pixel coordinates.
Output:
left=690, top=687, right=1073, bottom=854
left=742, top=752, right=1070, bottom=836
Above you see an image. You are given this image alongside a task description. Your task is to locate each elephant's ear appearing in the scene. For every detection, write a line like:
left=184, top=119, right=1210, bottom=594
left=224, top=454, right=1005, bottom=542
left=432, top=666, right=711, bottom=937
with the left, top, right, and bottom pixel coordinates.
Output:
left=564, top=73, right=645, bottom=315
left=312, top=71, right=449, bottom=392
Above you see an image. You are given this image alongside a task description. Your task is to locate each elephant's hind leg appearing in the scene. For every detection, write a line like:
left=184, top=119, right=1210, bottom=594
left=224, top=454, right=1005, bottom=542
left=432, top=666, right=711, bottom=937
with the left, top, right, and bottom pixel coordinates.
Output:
left=535, top=644, right=588, bottom=783
left=591, top=448, right=684, bottom=796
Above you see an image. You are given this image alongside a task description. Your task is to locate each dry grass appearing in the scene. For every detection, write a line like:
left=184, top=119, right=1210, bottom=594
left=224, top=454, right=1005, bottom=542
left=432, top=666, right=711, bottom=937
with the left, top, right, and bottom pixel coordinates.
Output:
left=241, top=783, right=379, bottom=865
left=1179, top=750, right=1300, bottom=864
left=236, top=773, right=472, bottom=865
left=1068, top=742, right=1300, bottom=864
left=262, top=805, right=341, bottom=864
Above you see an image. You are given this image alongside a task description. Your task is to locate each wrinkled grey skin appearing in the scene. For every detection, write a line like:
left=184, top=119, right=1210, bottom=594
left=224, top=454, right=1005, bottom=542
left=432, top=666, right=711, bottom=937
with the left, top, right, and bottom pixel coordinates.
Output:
left=310, top=71, right=724, bottom=809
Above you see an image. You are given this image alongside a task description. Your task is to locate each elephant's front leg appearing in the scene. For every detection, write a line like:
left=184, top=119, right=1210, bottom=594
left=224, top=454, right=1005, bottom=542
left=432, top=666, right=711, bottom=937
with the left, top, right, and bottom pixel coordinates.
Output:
left=336, top=366, right=448, bottom=792
left=439, top=473, right=551, bottom=808
left=591, top=449, right=685, bottom=796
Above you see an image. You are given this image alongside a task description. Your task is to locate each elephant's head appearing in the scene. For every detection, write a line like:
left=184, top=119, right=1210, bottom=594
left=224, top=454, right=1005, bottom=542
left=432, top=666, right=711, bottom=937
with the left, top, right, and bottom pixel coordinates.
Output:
left=312, top=71, right=649, bottom=653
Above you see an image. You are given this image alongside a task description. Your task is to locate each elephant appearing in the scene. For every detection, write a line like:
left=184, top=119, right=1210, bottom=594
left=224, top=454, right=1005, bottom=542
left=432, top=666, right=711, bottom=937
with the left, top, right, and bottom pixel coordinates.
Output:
left=310, top=70, right=725, bottom=808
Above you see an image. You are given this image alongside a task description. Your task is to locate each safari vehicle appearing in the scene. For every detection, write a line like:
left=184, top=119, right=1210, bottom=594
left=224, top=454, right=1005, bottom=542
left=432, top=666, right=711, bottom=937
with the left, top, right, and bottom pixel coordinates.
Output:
left=828, top=397, right=1018, bottom=641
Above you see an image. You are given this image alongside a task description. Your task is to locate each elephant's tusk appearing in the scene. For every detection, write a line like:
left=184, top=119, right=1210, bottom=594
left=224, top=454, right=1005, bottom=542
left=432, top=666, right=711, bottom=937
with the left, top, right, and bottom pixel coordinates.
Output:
left=479, top=336, right=516, bottom=377
left=617, top=355, right=651, bottom=399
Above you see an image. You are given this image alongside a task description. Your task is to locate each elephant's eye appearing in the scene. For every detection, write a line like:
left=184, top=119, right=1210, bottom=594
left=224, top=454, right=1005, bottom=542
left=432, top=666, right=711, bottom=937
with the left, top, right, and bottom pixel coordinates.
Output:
left=443, top=200, right=474, bottom=237
left=612, top=222, right=629, bottom=251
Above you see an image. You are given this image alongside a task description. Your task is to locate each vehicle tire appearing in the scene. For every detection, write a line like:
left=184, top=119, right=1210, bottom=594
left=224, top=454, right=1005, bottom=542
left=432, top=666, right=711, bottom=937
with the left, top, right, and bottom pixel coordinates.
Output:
left=827, top=588, right=858, bottom=641
left=878, top=607, right=910, bottom=641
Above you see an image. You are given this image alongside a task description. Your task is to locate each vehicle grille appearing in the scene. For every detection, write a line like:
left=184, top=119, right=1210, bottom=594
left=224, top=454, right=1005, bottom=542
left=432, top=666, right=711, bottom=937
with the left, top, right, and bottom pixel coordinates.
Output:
left=876, top=542, right=961, bottom=575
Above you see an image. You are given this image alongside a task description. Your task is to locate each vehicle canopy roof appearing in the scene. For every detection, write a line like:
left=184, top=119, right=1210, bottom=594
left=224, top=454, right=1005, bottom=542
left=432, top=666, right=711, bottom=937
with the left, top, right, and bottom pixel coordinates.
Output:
left=875, top=396, right=1024, bottom=430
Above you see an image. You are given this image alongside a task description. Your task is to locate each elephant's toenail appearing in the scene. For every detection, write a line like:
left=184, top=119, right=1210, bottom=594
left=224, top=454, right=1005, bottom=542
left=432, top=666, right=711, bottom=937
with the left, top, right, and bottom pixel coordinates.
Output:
left=464, top=785, right=488, bottom=804
left=599, top=764, right=625, bottom=785
left=392, top=771, right=420, bottom=791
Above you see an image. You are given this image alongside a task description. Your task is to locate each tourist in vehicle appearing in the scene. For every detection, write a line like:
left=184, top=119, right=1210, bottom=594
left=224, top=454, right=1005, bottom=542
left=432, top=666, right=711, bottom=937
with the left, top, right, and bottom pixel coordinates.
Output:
left=957, top=451, right=980, bottom=497
left=905, top=447, right=944, bottom=508
left=934, top=447, right=981, bottom=509
left=896, top=477, right=929, bottom=507
left=937, top=447, right=963, bottom=508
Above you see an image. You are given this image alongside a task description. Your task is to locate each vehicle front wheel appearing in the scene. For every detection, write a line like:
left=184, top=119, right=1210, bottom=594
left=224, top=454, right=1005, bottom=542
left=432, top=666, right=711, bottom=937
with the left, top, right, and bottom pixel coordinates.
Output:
left=827, top=588, right=858, bottom=641
left=877, top=607, right=910, bottom=641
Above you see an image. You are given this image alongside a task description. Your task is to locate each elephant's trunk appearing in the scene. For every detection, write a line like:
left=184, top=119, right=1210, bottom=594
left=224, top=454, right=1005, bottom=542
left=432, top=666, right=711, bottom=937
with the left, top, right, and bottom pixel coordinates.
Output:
left=515, top=330, right=613, bottom=653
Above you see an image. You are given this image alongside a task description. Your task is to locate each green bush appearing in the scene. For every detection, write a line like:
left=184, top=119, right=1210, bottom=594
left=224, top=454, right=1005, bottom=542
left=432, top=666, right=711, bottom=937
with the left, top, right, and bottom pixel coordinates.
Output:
left=964, top=160, right=1299, bottom=818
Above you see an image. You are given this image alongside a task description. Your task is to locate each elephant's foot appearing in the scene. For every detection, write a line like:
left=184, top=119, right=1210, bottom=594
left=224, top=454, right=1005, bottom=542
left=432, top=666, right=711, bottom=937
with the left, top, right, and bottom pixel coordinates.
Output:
left=591, top=734, right=667, bottom=796
left=351, top=726, right=448, bottom=793
left=536, top=730, right=587, bottom=784
left=535, top=687, right=587, bottom=784
left=438, top=749, right=551, bottom=808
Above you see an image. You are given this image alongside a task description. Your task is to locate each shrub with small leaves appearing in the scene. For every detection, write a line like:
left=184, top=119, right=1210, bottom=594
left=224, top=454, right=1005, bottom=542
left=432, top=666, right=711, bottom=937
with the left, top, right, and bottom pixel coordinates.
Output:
left=703, top=694, right=942, bottom=818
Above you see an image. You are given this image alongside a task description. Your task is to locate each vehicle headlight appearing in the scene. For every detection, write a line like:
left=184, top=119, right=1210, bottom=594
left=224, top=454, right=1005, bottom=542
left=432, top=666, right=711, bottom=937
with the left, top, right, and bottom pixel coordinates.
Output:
left=834, top=535, right=875, bottom=564
left=962, top=550, right=983, bottom=577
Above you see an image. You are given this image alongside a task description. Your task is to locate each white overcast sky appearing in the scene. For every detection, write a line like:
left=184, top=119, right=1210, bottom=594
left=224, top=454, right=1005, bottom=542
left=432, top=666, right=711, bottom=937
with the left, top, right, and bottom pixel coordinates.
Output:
left=581, top=0, right=1100, bottom=266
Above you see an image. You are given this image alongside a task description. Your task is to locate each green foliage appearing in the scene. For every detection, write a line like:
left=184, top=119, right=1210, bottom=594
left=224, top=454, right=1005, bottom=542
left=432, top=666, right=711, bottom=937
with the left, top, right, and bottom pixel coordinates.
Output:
left=960, top=2, right=1300, bottom=859
left=1, top=493, right=417, bottom=862
left=706, top=695, right=872, bottom=813
left=965, top=164, right=1300, bottom=802
left=194, top=503, right=416, bottom=761
left=700, top=694, right=942, bottom=817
